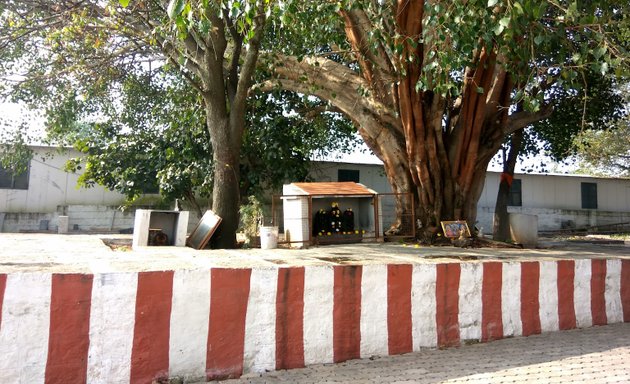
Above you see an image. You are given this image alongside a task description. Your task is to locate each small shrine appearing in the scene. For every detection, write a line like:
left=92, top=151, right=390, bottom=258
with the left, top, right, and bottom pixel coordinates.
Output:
left=281, top=182, right=382, bottom=248
left=132, top=209, right=189, bottom=249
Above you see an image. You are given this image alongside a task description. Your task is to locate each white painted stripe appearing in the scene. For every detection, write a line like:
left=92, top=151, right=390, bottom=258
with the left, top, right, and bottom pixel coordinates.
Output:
left=605, top=259, right=623, bottom=324
left=458, top=263, right=483, bottom=341
left=539, top=261, right=559, bottom=332
left=573, top=259, right=592, bottom=328
left=360, top=265, right=388, bottom=358
left=0, top=273, right=52, bottom=384
left=243, top=268, right=278, bottom=374
left=411, top=264, right=437, bottom=349
left=169, top=269, right=211, bottom=381
left=303, top=266, right=334, bottom=365
left=87, top=272, right=138, bottom=384
left=501, top=262, right=522, bottom=337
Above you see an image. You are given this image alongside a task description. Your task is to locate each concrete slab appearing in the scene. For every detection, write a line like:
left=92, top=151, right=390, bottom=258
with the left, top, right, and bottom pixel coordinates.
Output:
left=0, top=233, right=628, bottom=274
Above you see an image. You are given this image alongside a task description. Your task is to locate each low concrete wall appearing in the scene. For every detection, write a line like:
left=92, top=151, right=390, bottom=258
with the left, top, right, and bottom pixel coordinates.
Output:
left=1, top=259, right=629, bottom=383
left=477, top=207, right=630, bottom=233
left=0, top=205, right=136, bottom=233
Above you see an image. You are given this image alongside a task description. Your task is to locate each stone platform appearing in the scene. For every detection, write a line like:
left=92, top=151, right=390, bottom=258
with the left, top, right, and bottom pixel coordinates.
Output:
left=0, top=234, right=628, bottom=383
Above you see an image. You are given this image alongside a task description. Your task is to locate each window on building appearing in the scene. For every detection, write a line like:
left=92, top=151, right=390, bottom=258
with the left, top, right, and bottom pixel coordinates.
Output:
left=0, top=162, right=29, bottom=190
left=508, top=178, right=522, bottom=206
left=338, top=169, right=360, bottom=183
left=581, top=182, right=598, bottom=209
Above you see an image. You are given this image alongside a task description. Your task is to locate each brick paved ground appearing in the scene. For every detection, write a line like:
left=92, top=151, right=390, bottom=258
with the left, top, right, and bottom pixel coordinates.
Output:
left=209, top=323, right=630, bottom=383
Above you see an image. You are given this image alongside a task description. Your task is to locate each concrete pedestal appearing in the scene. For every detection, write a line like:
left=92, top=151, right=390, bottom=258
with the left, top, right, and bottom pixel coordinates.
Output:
left=57, top=216, right=69, bottom=234
left=132, top=209, right=189, bottom=249
left=509, top=213, right=538, bottom=248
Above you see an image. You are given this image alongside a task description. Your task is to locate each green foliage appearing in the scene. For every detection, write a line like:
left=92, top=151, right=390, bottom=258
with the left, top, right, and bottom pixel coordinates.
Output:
left=0, top=130, right=33, bottom=175
left=573, top=121, right=630, bottom=176
left=531, top=72, right=626, bottom=162
left=572, top=83, right=630, bottom=176
left=242, top=90, right=359, bottom=196
left=54, top=70, right=212, bottom=205
left=0, top=116, right=36, bottom=175
left=45, top=70, right=359, bottom=205
left=276, top=0, right=628, bottom=108
left=239, top=195, right=264, bottom=243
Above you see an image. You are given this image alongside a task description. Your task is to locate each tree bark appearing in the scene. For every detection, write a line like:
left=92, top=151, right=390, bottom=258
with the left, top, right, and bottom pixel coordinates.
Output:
left=204, top=112, right=241, bottom=248
left=493, top=129, right=524, bottom=242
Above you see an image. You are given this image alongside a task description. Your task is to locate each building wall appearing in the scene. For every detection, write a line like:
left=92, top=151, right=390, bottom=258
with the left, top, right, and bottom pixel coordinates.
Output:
left=2, top=148, right=629, bottom=233
left=309, top=162, right=391, bottom=193
left=0, top=147, right=160, bottom=232
left=0, top=147, right=129, bottom=213
left=1, top=259, right=629, bottom=383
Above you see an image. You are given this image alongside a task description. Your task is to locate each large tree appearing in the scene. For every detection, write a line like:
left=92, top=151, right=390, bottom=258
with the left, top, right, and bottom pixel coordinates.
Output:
left=263, top=0, right=628, bottom=240
left=1, top=0, right=272, bottom=247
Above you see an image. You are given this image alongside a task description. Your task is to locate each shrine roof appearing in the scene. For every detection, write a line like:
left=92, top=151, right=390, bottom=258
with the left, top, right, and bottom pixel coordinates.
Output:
left=290, top=182, right=376, bottom=196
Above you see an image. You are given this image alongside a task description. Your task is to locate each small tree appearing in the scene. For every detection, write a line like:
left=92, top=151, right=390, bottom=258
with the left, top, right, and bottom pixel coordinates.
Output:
left=238, top=195, right=263, bottom=247
left=573, top=83, right=630, bottom=176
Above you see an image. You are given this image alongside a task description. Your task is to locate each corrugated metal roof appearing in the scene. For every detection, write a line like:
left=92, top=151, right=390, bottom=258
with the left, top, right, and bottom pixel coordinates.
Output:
left=291, top=182, right=376, bottom=196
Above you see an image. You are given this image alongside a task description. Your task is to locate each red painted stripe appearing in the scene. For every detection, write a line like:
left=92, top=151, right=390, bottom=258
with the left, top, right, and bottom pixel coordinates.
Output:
left=130, top=271, right=174, bottom=384
left=521, top=262, right=541, bottom=336
left=206, top=269, right=252, bottom=381
left=622, top=260, right=630, bottom=322
left=591, top=259, right=608, bottom=326
left=333, top=265, right=362, bottom=363
left=0, top=274, right=6, bottom=328
left=481, top=262, right=503, bottom=342
left=387, top=264, right=413, bottom=355
left=557, top=260, right=577, bottom=330
left=275, top=267, right=305, bottom=370
left=435, top=263, right=461, bottom=348
left=45, top=274, right=93, bottom=384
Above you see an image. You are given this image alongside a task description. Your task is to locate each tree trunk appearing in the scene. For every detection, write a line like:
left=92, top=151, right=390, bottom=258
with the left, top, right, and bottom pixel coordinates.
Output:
left=493, top=129, right=524, bottom=242
left=206, top=112, right=242, bottom=249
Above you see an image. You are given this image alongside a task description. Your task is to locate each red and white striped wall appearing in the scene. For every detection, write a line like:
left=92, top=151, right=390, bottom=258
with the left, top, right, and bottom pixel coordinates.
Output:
left=1, top=258, right=629, bottom=384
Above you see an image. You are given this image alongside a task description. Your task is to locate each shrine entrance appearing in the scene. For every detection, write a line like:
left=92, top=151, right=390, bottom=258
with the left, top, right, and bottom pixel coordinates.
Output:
left=277, top=182, right=382, bottom=248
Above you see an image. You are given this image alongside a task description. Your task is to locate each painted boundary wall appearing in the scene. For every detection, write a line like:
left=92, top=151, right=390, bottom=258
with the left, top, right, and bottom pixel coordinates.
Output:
left=1, top=259, right=629, bottom=384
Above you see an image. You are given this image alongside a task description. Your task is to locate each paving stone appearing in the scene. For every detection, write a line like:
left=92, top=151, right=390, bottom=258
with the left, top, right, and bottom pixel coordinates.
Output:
left=204, top=323, right=630, bottom=384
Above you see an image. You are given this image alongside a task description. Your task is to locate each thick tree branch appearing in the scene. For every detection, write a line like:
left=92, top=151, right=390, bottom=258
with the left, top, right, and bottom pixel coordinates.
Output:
left=229, top=2, right=267, bottom=147
left=505, top=104, right=554, bottom=134
left=340, top=9, right=396, bottom=104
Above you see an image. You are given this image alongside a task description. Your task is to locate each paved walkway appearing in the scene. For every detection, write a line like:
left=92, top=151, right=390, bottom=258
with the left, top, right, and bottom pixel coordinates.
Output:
left=211, top=323, right=630, bottom=383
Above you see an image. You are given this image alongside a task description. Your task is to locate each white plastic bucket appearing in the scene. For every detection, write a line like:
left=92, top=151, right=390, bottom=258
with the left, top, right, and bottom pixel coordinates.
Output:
left=259, top=226, right=279, bottom=249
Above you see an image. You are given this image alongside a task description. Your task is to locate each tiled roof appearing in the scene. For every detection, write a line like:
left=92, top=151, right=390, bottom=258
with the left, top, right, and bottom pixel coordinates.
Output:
left=291, top=182, right=375, bottom=196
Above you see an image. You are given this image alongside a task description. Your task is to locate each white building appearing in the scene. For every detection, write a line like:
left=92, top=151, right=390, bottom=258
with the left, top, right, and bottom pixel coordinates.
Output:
left=309, top=161, right=630, bottom=233
left=1, top=147, right=629, bottom=234
left=0, top=146, right=149, bottom=232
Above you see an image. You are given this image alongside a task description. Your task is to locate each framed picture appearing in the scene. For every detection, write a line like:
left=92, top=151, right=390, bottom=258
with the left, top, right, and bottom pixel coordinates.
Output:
left=187, top=210, right=222, bottom=250
left=440, top=220, right=471, bottom=238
